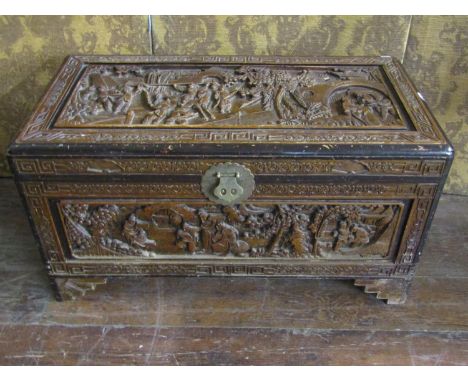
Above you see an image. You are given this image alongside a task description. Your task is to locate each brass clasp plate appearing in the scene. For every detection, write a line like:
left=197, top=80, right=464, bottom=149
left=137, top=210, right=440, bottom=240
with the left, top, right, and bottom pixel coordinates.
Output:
left=201, top=163, right=255, bottom=205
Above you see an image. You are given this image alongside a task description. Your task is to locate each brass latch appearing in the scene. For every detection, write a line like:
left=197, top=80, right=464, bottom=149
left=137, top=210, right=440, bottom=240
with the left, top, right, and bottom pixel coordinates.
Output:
left=201, top=163, right=255, bottom=205
left=213, top=171, right=244, bottom=204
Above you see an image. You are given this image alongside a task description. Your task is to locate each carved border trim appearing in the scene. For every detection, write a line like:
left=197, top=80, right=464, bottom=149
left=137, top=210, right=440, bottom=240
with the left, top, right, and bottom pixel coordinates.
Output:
left=78, top=55, right=394, bottom=65
left=383, top=59, right=441, bottom=141
left=16, top=128, right=439, bottom=145
left=24, top=196, right=64, bottom=263
left=396, top=197, right=434, bottom=264
left=22, top=182, right=201, bottom=198
left=254, top=183, right=437, bottom=199
left=21, top=181, right=438, bottom=199
left=13, top=158, right=446, bottom=177
left=17, top=56, right=83, bottom=142
left=49, top=261, right=415, bottom=278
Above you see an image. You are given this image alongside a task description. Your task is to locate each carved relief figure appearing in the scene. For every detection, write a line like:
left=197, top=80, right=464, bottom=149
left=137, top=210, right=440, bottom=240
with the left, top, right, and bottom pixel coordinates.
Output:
left=176, top=223, right=200, bottom=253
left=61, top=202, right=401, bottom=260
left=333, top=220, right=351, bottom=251
left=122, top=214, right=156, bottom=249
left=211, top=222, right=250, bottom=256
left=338, top=88, right=398, bottom=126
left=350, top=224, right=371, bottom=247
left=57, top=64, right=403, bottom=128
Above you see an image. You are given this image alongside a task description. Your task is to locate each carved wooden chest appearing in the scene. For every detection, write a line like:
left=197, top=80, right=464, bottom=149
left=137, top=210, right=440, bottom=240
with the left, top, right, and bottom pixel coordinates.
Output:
left=8, top=55, right=453, bottom=303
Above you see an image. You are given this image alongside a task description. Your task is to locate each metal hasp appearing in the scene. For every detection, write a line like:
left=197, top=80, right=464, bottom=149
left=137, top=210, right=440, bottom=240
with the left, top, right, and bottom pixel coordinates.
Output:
left=201, top=163, right=255, bottom=205
left=214, top=171, right=243, bottom=204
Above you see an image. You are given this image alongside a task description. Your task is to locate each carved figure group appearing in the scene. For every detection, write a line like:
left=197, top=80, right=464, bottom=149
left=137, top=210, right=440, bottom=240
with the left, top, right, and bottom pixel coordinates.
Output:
left=59, top=65, right=402, bottom=128
left=177, top=208, right=250, bottom=256
left=333, top=220, right=371, bottom=251
left=62, top=202, right=398, bottom=260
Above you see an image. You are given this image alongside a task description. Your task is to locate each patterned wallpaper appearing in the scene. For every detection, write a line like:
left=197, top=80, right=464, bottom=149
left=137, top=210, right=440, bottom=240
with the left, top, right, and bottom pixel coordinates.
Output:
left=0, top=16, right=466, bottom=194
left=152, top=16, right=412, bottom=58
left=403, top=16, right=467, bottom=195
left=0, top=15, right=151, bottom=176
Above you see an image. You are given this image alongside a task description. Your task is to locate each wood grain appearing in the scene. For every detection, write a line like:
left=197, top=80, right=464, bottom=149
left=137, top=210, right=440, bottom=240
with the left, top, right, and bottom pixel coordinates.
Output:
left=0, top=179, right=467, bottom=365
left=0, top=325, right=466, bottom=365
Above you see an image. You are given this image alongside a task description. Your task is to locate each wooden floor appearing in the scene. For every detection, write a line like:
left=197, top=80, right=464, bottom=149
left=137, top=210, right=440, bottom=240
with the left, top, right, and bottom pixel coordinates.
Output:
left=0, top=179, right=467, bottom=365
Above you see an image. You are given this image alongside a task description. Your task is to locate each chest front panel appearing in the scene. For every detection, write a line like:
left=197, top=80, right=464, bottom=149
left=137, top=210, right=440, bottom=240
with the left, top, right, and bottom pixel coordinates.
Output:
left=17, top=164, right=439, bottom=279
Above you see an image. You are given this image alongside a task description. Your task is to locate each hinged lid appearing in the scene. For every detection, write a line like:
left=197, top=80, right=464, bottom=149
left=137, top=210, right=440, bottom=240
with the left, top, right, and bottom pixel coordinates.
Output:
left=9, top=55, right=453, bottom=158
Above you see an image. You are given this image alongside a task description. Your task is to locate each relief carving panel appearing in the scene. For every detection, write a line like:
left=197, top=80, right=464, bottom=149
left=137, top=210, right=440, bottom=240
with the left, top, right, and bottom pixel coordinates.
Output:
left=59, top=201, right=403, bottom=260
left=56, top=64, right=405, bottom=128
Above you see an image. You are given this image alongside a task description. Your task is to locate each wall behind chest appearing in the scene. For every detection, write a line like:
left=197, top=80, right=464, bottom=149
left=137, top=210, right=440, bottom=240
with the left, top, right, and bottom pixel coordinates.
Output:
left=0, top=15, right=152, bottom=176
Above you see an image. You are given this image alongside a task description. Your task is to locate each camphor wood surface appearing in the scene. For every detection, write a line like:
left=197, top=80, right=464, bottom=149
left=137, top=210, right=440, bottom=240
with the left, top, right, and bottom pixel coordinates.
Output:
left=55, top=62, right=405, bottom=128
left=8, top=55, right=454, bottom=304
left=0, top=179, right=466, bottom=365
left=11, top=55, right=448, bottom=147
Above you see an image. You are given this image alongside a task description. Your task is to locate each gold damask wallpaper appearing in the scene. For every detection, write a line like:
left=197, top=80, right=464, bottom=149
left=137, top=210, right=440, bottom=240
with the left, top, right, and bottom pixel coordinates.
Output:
left=0, top=15, right=151, bottom=176
left=0, top=16, right=466, bottom=194
left=152, top=16, right=412, bottom=58
left=403, top=16, right=467, bottom=194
